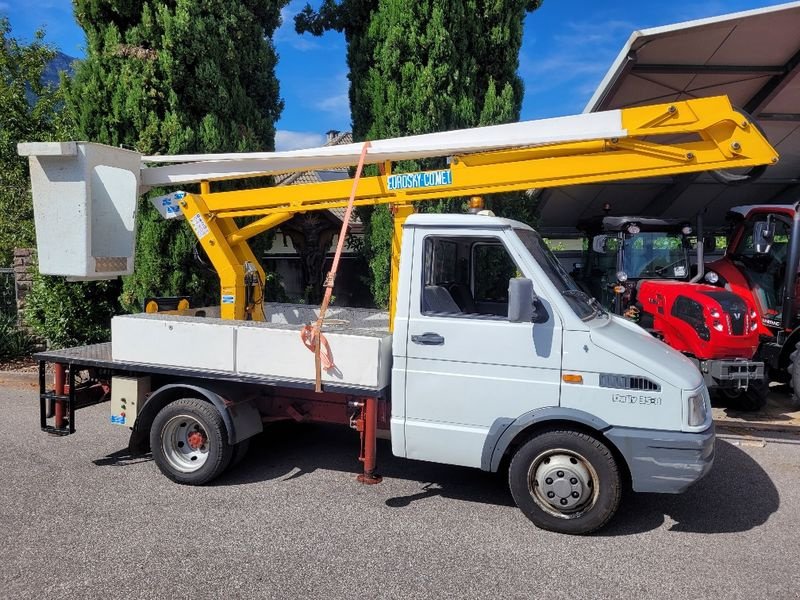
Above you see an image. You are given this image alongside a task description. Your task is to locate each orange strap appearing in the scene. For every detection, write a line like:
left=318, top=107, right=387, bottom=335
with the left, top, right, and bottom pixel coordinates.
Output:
left=303, top=141, right=371, bottom=392
left=300, top=324, right=334, bottom=370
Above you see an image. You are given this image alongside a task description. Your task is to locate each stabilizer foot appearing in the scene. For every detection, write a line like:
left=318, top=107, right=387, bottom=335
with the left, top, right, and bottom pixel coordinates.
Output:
left=357, top=472, right=383, bottom=485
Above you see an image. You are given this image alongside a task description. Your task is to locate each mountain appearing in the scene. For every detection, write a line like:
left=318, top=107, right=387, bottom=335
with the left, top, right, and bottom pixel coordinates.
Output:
left=43, top=51, right=76, bottom=86
left=24, top=51, right=76, bottom=104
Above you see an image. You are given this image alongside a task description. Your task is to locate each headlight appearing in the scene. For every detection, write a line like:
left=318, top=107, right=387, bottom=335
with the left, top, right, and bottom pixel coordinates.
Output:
left=704, top=271, right=719, bottom=284
left=616, top=271, right=628, bottom=282
left=687, top=393, right=708, bottom=427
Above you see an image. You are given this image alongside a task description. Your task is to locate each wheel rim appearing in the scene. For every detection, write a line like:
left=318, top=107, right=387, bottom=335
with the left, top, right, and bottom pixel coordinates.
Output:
left=527, top=448, right=599, bottom=519
left=161, top=414, right=210, bottom=473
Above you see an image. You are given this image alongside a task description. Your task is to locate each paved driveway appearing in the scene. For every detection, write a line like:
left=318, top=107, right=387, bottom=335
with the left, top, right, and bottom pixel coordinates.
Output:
left=0, top=378, right=797, bottom=599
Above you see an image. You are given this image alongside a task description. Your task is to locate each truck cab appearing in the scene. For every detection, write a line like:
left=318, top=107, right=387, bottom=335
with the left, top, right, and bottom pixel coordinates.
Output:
left=389, top=213, right=714, bottom=531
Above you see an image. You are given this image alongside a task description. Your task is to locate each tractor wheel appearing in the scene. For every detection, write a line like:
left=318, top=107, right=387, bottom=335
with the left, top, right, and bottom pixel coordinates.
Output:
left=719, top=381, right=768, bottom=411
left=790, top=342, right=800, bottom=410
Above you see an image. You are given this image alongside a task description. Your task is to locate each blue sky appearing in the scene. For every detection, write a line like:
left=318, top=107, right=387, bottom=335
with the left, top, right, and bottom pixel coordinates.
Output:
left=1, top=0, right=787, bottom=150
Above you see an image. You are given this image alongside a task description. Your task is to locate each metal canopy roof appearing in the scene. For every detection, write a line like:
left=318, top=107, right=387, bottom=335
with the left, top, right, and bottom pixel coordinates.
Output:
left=537, top=1, right=800, bottom=236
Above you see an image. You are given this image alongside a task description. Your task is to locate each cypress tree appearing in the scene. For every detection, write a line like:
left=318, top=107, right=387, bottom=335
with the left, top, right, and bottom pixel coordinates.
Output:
left=67, top=0, right=287, bottom=310
left=297, top=0, right=541, bottom=307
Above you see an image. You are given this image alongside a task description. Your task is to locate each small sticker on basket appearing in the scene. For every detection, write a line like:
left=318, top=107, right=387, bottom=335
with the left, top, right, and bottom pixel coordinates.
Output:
left=189, top=213, right=210, bottom=239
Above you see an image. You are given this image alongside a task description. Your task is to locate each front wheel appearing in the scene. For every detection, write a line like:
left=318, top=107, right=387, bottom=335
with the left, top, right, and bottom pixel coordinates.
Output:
left=150, top=398, right=233, bottom=485
left=508, top=430, right=621, bottom=535
left=720, top=381, right=768, bottom=412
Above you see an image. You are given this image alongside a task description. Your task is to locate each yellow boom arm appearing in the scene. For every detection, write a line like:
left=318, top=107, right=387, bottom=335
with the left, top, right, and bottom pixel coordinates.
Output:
left=172, top=96, right=778, bottom=322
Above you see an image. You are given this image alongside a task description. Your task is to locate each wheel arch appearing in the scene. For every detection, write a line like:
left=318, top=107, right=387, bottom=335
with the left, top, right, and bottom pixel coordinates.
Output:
left=128, top=382, right=261, bottom=454
left=482, top=407, right=631, bottom=487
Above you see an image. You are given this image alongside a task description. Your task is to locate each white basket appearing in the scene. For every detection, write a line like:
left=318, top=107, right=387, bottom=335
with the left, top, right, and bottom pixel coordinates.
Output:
left=18, top=142, right=142, bottom=280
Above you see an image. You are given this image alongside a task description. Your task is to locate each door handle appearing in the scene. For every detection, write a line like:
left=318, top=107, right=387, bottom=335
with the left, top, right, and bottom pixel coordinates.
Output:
left=411, top=332, right=445, bottom=345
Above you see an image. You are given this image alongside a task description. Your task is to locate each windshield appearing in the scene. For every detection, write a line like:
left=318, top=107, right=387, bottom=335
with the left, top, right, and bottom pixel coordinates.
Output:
left=621, top=232, right=688, bottom=279
left=515, top=228, right=600, bottom=321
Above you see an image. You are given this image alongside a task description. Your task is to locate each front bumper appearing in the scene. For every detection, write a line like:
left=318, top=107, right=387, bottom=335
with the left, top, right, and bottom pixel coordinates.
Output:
left=605, top=424, right=715, bottom=494
left=697, top=358, right=764, bottom=389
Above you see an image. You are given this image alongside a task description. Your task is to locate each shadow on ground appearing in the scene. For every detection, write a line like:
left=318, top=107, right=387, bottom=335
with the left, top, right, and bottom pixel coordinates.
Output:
left=713, top=383, right=799, bottom=422
left=97, top=421, right=777, bottom=536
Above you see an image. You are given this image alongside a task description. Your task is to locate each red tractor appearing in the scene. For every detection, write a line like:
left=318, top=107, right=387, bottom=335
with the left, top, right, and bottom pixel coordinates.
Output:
left=576, top=215, right=766, bottom=410
left=706, top=203, right=800, bottom=406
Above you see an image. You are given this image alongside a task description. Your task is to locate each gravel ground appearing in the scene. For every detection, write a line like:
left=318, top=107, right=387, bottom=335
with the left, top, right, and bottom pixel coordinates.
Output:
left=0, top=378, right=798, bottom=599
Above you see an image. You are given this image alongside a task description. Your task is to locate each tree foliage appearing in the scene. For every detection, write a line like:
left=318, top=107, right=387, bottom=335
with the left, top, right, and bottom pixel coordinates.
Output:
left=68, top=0, right=288, bottom=310
left=0, top=18, right=72, bottom=266
left=25, top=273, right=122, bottom=349
left=297, top=0, right=542, bottom=307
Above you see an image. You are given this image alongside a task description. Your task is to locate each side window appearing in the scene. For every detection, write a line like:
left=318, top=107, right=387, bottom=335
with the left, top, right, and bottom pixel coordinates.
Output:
left=735, top=217, right=791, bottom=260
left=421, top=235, right=520, bottom=318
left=473, top=244, right=517, bottom=304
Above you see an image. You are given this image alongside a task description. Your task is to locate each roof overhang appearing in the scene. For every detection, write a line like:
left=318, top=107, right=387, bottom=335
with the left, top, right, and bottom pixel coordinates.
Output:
left=537, top=2, right=800, bottom=236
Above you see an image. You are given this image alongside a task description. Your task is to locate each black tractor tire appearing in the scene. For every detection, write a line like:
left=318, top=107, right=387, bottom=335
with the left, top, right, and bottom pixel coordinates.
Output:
left=508, top=429, right=621, bottom=535
left=723, top=381, right=768, bottom=412
left=150, top=397, right=233, bottom=485
left=790, top=342, right=800, bottom=410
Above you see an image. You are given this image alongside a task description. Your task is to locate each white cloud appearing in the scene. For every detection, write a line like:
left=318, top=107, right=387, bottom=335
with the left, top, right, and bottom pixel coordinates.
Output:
left=312, top=71, right=350, bottom=115
left=275, top=130, right=327, bottom=151
left=316, top=93, right=349, bottom=114
left=274, top=0, right=322, bottom=51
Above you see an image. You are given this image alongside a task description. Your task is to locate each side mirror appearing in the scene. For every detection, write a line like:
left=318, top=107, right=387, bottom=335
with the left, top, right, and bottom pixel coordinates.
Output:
left=703, top=235, right=717, bottom=253
left=754, top=219, right=775, bottom=254
left=592, top=235, right=608, bottom=254
left=508, top=277, right=538, bottom=323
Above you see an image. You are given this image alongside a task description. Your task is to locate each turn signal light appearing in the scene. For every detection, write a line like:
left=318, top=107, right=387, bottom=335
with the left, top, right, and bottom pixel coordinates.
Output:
left=562, top=374, right=583, bottom=384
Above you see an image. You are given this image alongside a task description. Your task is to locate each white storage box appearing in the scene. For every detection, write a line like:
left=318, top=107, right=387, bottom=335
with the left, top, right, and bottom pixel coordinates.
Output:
left=236, top=322, right=392, bottom=389
left=112, top=314, right=237, bottom=372
left=111, top=312, right=392, bottom=390
left=18, top=141, right=142, bottom=279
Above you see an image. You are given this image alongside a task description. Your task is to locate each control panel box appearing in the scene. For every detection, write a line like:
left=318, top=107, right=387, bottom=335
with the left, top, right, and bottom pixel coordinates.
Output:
left=110, top=376, right=151, bottom=427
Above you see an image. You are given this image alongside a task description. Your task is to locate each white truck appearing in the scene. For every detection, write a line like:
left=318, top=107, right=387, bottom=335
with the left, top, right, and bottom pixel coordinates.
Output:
left=35, top=212, right=713, bottom=535
left=22, top=96, right=777, bottom=534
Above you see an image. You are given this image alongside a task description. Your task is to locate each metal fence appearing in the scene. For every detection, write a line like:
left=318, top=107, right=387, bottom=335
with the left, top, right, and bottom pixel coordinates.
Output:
left=0, top=268, right=16, bottom=317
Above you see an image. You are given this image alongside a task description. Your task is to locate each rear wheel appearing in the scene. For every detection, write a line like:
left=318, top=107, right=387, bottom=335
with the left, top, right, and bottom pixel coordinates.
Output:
left=508, top=430, right=621, bottom=535
left=790, top=342, right=800, bottom=410
left=150, top=398, right=233, bottom=485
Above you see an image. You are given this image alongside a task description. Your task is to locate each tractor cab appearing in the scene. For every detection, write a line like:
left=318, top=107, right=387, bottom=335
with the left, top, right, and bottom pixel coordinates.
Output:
left=706, top=205, right=800, bottom=396
left=577, top=216, right=694, bottom=314
left=709, top=206, right=797, bottom=334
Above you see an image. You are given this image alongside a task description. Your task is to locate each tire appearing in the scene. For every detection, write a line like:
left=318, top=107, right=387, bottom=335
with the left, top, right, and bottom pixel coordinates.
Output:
left=721, top=381, right=768, bottom=412
left=150, top=398, right=233, bottom=485
left=508, top=429, right=621, bottom=535
left=790, top=342, right=800, bottom=410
